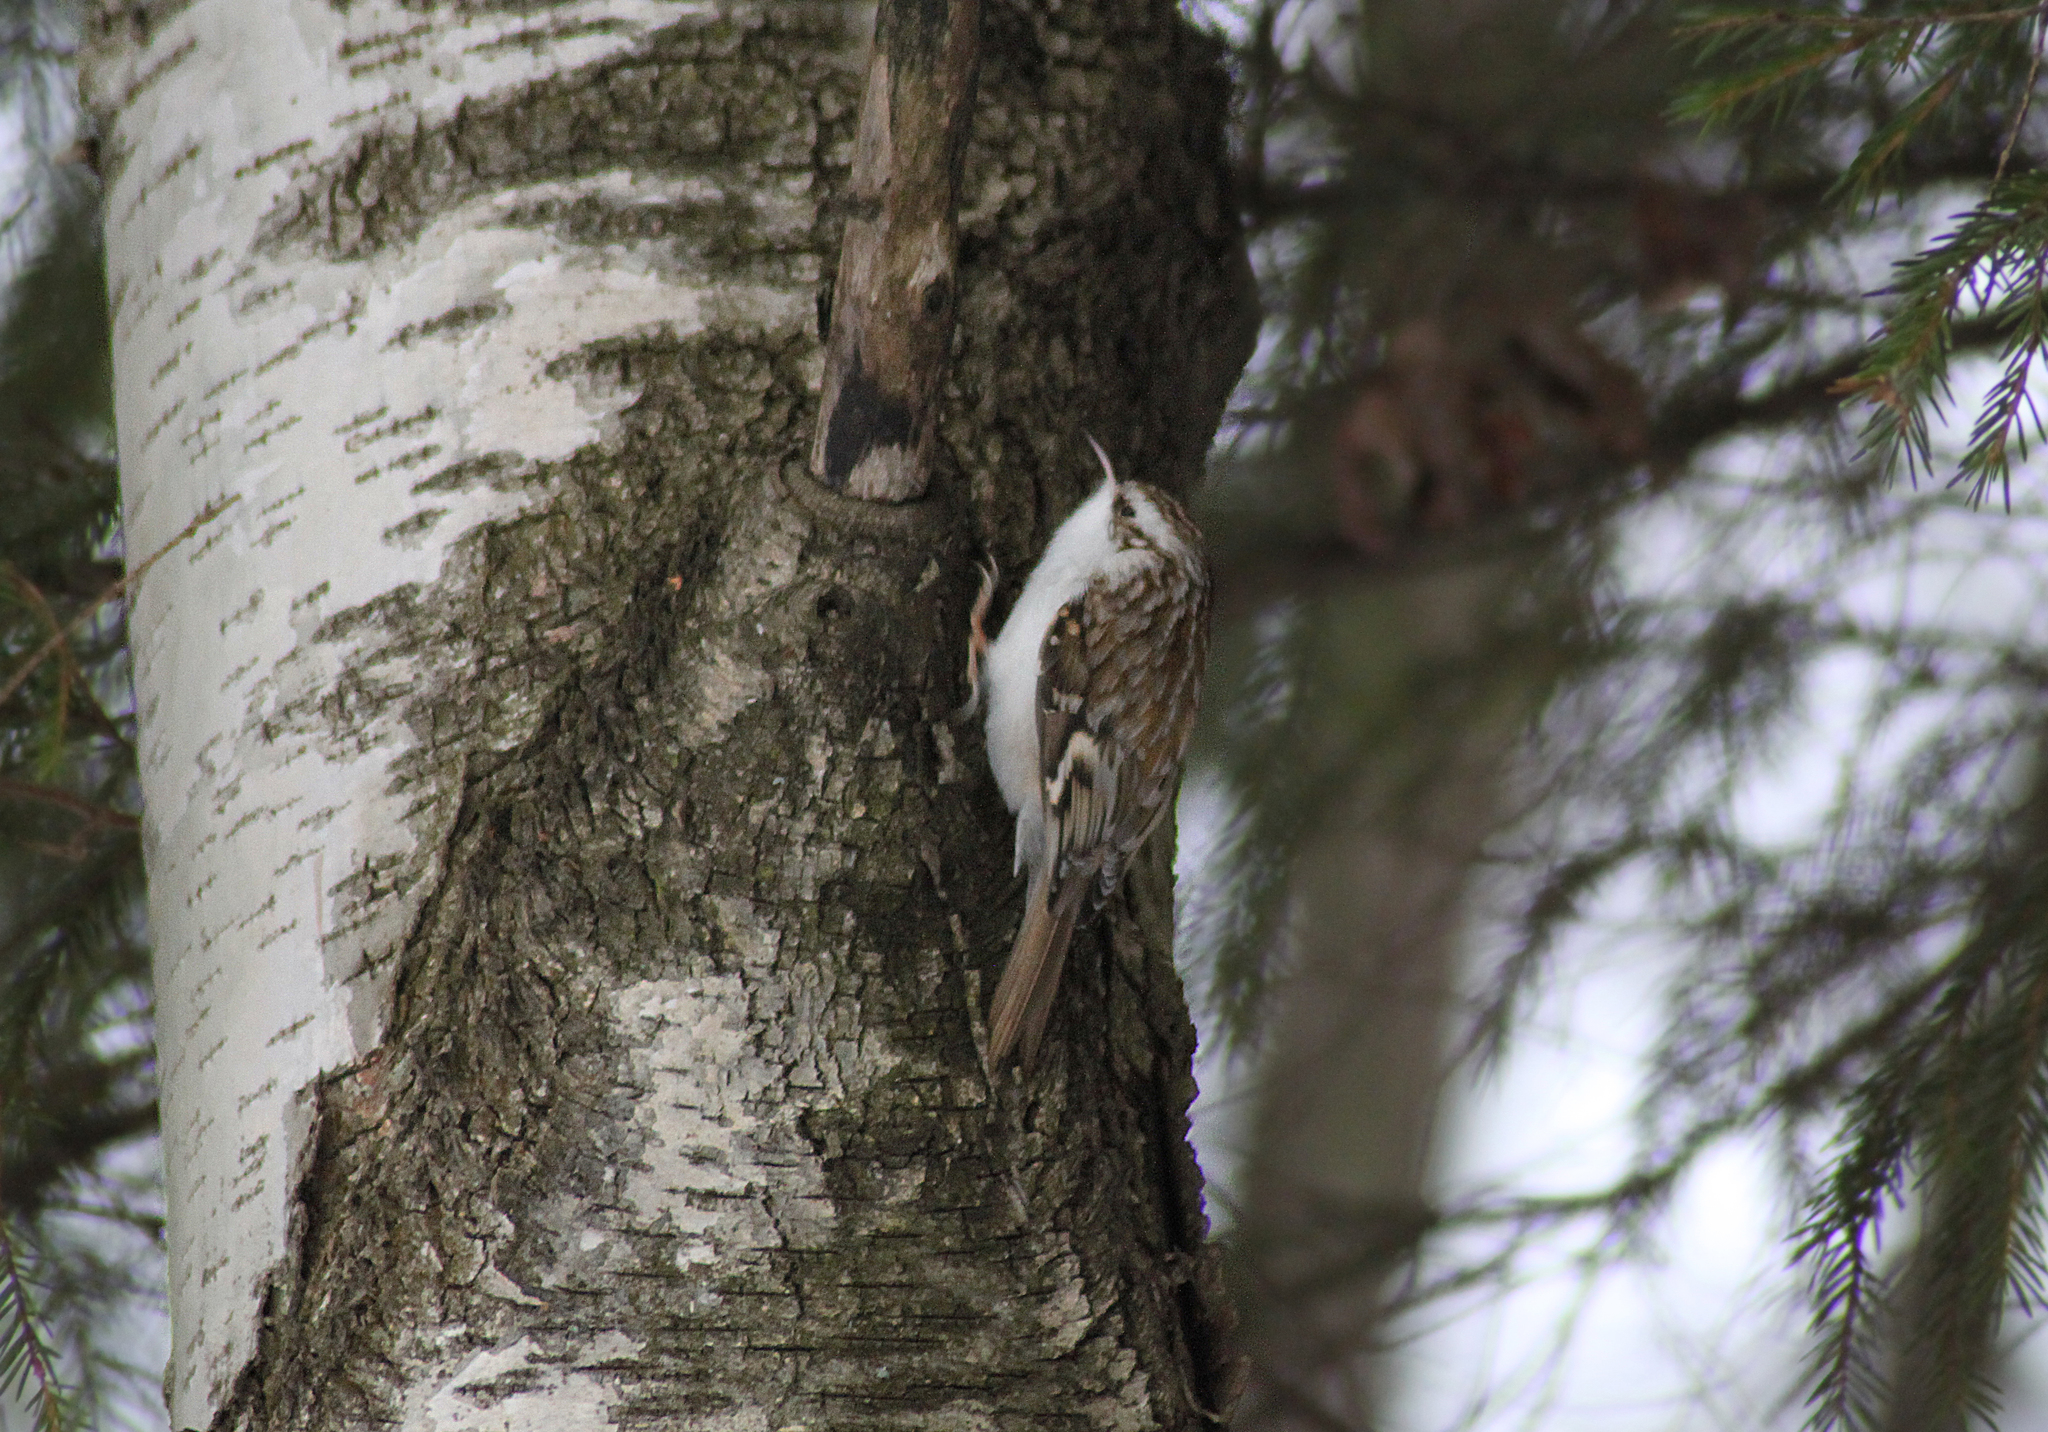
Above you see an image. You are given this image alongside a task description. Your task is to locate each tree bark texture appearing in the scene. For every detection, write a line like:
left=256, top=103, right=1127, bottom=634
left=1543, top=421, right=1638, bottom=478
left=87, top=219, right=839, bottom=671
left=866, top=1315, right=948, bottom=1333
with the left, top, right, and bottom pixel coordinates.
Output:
left=85, top=2, right=1255, bottom=1428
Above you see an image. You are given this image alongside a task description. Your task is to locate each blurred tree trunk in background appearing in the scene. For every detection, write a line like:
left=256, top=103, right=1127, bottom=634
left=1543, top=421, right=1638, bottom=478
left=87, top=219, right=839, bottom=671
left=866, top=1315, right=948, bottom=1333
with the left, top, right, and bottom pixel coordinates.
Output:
left=1230, top=567, right=1536, bottom=1428
left=1199, top=0, right=2048, bottom=1421
left=1201, top=4, right=1666, bottom=1423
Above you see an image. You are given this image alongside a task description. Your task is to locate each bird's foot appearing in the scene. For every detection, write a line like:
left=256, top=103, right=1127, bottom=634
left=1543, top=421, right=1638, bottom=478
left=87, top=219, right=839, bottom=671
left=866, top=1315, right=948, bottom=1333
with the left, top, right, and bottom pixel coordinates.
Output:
left=954, top=554, right=998, bottom=721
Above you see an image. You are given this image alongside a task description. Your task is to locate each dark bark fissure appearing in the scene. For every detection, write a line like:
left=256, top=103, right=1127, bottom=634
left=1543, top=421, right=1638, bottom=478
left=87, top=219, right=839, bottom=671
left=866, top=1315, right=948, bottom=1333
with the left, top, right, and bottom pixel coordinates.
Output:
left=133, top=4, right=1260, bottom=1429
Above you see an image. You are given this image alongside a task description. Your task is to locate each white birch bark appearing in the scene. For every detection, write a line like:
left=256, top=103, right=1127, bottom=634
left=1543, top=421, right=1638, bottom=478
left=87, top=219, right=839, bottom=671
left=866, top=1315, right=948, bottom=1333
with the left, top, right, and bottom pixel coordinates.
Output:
left=87, top=2, right=1254, bottom=1428
left=87, top=5, right=822, bottom=1424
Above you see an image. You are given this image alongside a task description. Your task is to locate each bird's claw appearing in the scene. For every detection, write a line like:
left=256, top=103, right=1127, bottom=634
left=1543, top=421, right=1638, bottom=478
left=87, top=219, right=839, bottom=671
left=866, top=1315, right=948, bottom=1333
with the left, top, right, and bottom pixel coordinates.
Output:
left=954, top=554, right=998, bottom=721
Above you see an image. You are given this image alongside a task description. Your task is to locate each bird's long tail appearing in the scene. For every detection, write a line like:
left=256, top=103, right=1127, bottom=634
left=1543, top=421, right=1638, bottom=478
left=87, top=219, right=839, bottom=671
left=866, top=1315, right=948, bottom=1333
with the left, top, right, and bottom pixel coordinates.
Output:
left=988, top=864, right=1090, bottom=1066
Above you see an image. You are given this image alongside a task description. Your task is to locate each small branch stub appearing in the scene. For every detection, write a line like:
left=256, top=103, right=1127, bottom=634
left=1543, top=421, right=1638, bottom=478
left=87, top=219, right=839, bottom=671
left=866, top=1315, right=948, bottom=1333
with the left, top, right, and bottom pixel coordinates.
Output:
left=811, top=0, right=981, bottom=502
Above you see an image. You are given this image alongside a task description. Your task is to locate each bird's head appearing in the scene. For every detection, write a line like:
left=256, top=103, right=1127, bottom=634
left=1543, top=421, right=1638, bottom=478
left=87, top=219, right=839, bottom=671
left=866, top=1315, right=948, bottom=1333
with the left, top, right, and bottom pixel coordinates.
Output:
left=1087, top=434, right=1201, bottom=559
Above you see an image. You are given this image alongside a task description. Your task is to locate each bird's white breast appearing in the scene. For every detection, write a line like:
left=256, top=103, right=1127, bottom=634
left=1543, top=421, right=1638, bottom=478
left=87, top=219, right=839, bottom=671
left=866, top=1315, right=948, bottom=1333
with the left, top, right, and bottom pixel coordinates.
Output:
left=983, top=478, right=1137, bottom=868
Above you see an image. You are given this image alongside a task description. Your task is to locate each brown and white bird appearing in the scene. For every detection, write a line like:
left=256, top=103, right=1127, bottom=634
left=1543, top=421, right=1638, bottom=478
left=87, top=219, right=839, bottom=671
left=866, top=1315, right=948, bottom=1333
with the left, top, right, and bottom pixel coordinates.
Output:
left=963, top=437, right=1211, bottom=1065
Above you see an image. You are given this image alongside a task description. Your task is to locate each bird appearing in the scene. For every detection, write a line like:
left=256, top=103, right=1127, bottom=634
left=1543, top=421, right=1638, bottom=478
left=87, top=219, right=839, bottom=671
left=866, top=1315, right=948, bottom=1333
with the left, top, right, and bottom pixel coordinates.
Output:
left=961, top=436, right=1211, bottom=1066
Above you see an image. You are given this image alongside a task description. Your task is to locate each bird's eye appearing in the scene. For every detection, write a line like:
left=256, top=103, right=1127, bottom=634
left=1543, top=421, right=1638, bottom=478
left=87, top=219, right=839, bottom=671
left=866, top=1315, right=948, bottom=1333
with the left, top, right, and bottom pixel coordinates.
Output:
left=1115, top=497, right=1135, bottom=520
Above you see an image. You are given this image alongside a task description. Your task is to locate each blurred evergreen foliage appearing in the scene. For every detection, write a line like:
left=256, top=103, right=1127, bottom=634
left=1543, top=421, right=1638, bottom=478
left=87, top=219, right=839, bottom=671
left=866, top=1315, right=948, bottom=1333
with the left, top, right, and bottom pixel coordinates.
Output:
left=1682, top=2, right=2048, bottom=504
left=1184, top=1, right=2048, bottom=1428
left=0, top=0, right=160, bottom=1427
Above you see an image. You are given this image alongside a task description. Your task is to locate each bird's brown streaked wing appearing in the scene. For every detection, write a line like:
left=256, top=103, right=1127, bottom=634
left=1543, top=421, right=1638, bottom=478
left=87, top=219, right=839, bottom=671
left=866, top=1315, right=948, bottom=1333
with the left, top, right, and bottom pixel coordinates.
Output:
left=1036, top=596, right=1119, bottom=884
left=986, top=571, right=1209, bottom=1066
left=1077, top=562, right=1210, bottom=874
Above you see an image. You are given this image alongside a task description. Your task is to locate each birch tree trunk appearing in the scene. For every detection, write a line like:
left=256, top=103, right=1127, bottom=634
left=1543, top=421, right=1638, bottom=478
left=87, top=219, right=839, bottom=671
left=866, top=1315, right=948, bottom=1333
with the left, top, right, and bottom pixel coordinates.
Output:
left=83, top=3, right=1254, bottom=1427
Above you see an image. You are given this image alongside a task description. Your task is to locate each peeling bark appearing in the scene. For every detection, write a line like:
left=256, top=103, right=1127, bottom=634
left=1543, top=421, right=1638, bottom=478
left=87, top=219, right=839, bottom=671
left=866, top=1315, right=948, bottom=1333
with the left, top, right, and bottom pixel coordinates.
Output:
left=811, top=0, right=981, bottom=502
left=86, top=1, right=1255, bottom=1428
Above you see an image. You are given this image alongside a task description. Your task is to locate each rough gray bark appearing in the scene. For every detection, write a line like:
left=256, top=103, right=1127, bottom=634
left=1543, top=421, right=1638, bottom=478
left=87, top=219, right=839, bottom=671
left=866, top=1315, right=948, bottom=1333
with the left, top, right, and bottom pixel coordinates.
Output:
left=89, top=0, right=1255, bottom=1427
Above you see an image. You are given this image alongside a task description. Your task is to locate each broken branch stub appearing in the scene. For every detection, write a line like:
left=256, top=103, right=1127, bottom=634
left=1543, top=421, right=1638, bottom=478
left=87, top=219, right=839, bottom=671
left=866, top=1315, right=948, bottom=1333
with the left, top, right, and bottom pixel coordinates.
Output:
left=811, top=0, right=981, bottom=502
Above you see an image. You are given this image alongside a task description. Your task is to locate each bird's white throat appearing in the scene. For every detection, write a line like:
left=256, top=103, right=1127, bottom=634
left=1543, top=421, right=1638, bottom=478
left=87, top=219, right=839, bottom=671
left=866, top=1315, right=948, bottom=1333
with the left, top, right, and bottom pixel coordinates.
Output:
left=983, top=478, right=1129, bottom=861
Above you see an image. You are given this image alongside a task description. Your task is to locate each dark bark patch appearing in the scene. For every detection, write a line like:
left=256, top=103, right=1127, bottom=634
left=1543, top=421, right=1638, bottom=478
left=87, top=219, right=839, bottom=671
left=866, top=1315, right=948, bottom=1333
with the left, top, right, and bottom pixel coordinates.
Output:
left=819, top=347, right=917, bottom=491
left=255, top=17, right=848, bottom=265
left=384, top=299, right=508, bottom=350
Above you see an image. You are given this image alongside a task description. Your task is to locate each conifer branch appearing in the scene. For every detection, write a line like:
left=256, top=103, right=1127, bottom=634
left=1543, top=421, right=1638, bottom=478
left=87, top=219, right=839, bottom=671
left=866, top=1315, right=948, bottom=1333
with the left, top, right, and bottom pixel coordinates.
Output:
left=0, top=493, right=237, bottom=715
left=0, top=779, right=137, bottom=832
left=0, top=1215, right=69, bottom=1432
